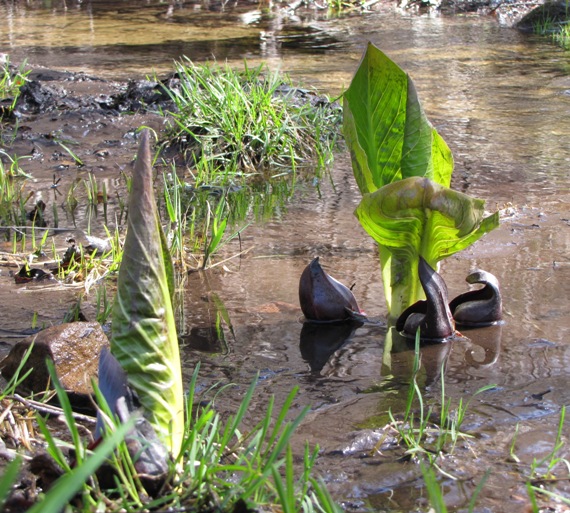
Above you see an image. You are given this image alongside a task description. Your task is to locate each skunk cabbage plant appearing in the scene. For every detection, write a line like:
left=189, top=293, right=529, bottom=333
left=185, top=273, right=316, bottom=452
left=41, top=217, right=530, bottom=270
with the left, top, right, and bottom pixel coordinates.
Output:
left=111, top=130, right=184, bottom=456
left=344, top=43, right=499, bottom=318
left=299, top=257, right=362, bottom=322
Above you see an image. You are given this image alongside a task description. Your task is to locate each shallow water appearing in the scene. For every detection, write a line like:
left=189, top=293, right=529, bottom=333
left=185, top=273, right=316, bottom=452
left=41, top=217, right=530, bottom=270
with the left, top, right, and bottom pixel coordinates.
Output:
left=1, top=1, right=570, bottom=511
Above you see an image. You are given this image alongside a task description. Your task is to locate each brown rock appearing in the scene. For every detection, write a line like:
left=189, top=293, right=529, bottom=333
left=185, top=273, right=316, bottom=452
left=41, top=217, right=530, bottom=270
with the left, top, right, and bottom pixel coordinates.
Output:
left=0, top=322, right=108, bottom=395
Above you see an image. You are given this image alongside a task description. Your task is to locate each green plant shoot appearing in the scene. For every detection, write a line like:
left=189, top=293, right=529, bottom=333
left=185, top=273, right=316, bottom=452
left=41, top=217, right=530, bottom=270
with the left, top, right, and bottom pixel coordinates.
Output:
left=111, top=129, right=184, bottom=455
left=343, top=42, right=454, bottom=193
left=343, top=43, right=499, bottom=318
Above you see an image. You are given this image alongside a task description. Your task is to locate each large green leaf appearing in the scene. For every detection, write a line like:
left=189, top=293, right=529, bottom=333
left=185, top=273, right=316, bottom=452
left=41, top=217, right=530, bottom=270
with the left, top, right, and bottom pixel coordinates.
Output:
left=355, top=177, right=500, bottom=317
left=343, top=42, right=454, bottom=193
left=344, top=43, right=499, bottom=320
left=111, top=130, right=184, bottom=455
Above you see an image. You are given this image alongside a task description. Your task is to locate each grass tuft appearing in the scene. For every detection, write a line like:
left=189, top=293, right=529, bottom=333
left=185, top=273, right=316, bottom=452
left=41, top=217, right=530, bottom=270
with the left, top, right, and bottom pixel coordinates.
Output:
left=2, top=363, right=341, bottom=512
left=531, top=0, right=570, bottom=48
left=0, top=58, right=29, bottom=123
left=387, top=333, right=497, bottom=466
left=161, top=58, right=341, bottom=178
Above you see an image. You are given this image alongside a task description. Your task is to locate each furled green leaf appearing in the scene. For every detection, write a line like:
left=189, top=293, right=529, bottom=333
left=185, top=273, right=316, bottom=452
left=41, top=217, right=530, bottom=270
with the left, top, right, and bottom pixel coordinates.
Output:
left=355, top=176, right=500, bottom=317
left=343, top=42, right=454, bottom=193
left=111, top=130, right=184, bottom=455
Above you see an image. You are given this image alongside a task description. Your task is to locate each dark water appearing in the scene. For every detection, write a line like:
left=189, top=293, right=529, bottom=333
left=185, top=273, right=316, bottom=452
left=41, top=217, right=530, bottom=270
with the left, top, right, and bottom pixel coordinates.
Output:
left=1, top=1, right=570, bottom=511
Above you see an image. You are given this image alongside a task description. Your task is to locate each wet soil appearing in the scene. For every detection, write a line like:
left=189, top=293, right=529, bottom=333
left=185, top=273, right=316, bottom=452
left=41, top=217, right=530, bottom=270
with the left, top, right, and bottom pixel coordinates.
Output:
left=1, top=1, right=570, bottom=512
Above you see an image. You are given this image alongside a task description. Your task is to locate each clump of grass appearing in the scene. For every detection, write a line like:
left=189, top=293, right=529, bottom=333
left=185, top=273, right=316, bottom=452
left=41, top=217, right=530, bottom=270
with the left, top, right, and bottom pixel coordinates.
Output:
left=3, top=363, right=341, bottom=513
left=55, top=228, right=123, bottom=289
left=533, top=17, right=570, bottom=47
left=161, top=160, right=279, bottom=269
left=0, top=344, right=38, bottom=463
left=0, top=58, right=29, bottom=122
left=327, top=0, right=366, bottom=12
left=161, top=58, right=341, bottom=180
left=531, top=0, right=570, bottom=48
left=386, top=334, right=496, bottom=467
left=420, top=462, right=491, bottom=513
left=0, top=151, right=32, bottom=230
left=510, top=406, right=570, bottom=511
left=553, top=23, right=570, bottom=47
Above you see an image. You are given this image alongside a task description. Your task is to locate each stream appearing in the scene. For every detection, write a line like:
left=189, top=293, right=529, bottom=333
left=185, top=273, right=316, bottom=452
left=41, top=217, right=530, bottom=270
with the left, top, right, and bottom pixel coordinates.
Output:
left=1, top=0, right=570, bottom=511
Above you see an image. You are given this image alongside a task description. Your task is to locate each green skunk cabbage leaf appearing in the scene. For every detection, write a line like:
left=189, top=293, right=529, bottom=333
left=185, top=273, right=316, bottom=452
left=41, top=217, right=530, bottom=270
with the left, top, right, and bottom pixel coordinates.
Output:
left=343, top=42, right=454, bottom=194
left=355, top=177, right=500, bottom=317
left=111, top=130, right=184, bottom=456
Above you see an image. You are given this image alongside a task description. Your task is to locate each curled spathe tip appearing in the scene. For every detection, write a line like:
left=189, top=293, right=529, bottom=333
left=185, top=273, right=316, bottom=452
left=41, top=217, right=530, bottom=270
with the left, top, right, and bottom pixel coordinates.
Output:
left=450, top=269, right=503, bottom=327
left=396, top=260, right=504, bottom=342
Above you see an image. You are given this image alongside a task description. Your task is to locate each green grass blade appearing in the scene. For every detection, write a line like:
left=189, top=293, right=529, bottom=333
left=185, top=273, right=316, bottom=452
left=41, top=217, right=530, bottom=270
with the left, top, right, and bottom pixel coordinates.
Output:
left=420, top=462, right=448, bottom=513
left=45, top=358, right=84, bottom=463
left=468, top=468, right=491, bottom=512
left=26, top=419, right=135, bottom=513
left=0, top=457, right=22, bottom=508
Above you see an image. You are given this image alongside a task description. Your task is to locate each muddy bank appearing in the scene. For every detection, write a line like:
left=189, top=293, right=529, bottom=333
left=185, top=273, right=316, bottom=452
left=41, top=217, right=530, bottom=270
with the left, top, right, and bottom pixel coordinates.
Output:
left=1, top=4, right=570, bottom=512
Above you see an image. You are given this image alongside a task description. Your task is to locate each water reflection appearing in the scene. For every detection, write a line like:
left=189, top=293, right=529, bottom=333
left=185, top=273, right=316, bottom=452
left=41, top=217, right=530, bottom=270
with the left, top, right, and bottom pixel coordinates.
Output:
left=296, top=315, right=501, bottom=399
left=462, top=324, right=502, bottom=368
left=176, top=271, right=234, bottom=355
left=2, top=2, right=570, bottom=511
left=0, top=0, right=347, bottom=78
left=377, top=327, right=455, bottom=388
left=368, top=322, right=503, bottom=394
left=299, top=320, right=363, bottom=374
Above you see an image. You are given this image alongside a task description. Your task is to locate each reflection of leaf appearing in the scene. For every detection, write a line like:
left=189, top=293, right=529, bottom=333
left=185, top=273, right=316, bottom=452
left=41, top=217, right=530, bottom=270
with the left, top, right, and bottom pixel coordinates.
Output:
left=111, top=130, right=183, bottom=455
left=210, top=292, right=235, bottom=341
left=355, top=177, right=499, bottom=317
left=202, top=197, right=228, bottom=269
left=343, top=42, right=453, bottom=194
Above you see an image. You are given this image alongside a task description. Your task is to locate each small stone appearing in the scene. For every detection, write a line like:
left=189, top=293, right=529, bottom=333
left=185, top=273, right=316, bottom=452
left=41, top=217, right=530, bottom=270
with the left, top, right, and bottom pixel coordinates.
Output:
left=0, top=322, right=109, bottom=395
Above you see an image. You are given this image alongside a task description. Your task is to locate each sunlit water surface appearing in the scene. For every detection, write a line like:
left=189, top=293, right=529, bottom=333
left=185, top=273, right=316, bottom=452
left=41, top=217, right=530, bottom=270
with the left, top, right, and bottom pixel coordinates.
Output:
left=1, top=1, right=569, bottom=511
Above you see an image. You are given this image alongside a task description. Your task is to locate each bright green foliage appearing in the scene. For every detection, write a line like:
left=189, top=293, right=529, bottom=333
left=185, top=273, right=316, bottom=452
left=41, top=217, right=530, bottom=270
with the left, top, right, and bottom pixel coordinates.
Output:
left=356, top=177, right=499, bottom=316
left=27, top=422, right=135, bottom=513
left=0, top=58, right=29, bottom=122
left=344, top=43, right=499, bottom=317
left=343, top=42, right=454, bottom=193
left=111, top=130, right=184, bottom=455
left=162, top=58, right=341, bottom=175
left=168, top=368, right=342, bottom=513
left=531, top=3, right=570, bottom=49
left=20, top=365, right=340, bottom=512
left=0, top=152, right=31, bottom=227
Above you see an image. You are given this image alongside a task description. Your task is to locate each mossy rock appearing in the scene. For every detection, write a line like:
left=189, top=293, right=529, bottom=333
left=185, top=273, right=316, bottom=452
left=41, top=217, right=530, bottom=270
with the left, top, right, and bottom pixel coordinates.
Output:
left=516, top=1, right=570, bottom=32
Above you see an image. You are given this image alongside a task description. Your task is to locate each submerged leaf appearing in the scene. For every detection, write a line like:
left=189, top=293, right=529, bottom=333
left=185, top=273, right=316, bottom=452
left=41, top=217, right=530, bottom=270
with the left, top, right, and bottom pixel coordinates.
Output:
left=343, top=42, right=454, bottom=194
left=355, top=177, right=499, bottom=317
left=111, top=130, right=184, bottom=455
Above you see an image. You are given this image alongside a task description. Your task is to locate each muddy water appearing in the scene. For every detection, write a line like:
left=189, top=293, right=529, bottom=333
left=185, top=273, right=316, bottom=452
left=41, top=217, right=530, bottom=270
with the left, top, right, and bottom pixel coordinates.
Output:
left=1, top=1, right=570, bottom=511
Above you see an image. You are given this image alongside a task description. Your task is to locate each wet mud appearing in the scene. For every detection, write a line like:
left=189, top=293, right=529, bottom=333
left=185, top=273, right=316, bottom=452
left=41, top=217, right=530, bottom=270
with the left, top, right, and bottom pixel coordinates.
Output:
left=1, top=1, right=570, bottom=511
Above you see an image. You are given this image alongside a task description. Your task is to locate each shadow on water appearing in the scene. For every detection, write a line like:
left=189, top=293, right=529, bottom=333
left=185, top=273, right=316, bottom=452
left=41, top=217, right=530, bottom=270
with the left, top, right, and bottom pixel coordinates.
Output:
left=1, top=1, right=570, bottom=511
